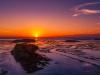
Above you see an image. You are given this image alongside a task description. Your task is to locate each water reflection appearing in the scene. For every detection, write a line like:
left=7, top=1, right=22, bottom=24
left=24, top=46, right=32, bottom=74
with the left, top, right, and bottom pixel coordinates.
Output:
left=11, top=43, right=50, bottom=73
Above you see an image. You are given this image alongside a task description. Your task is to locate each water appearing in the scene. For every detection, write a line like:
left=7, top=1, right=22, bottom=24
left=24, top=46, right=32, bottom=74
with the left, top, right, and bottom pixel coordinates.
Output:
left=0, top=39, right=100, bottom=75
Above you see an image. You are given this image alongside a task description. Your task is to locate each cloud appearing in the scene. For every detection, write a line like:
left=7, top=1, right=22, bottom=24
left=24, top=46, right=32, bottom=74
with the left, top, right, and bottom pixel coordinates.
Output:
left=72, top=2, right=100, bottom=16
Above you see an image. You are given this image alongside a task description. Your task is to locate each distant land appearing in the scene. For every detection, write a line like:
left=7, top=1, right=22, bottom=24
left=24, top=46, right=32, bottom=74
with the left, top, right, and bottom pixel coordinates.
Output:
left=0, top=34, right=100, bottom=40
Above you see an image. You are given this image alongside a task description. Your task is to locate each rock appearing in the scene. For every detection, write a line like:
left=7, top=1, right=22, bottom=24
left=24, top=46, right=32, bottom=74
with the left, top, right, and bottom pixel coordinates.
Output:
left=94, top=38, right=100, bottom=40
left=11, top=43, right=50, bottom=73
left=65, top=39, right=80, bottom=42
left=12, top=39, right=36, bottom=43
left=0, top=69, right=8, bottom=75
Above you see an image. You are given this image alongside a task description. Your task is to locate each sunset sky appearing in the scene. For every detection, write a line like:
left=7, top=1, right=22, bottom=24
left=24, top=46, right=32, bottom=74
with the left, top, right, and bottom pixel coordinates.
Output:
left=0, top=0, right=100, bottom=37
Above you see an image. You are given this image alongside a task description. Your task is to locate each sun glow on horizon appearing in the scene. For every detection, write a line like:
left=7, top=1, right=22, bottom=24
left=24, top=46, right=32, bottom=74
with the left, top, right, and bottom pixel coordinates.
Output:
left=32, top=31, right=41, bottom=38
left=35, top=34, right=39, bottom=37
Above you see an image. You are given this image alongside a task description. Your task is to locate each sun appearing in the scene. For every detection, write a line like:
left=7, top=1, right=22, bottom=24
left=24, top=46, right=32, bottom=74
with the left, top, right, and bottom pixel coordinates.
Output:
left=32, top=30, right=42, bottom=38
left=32, top=32, right=40, bottom=38
left=34, top=33, right=39, bottom=38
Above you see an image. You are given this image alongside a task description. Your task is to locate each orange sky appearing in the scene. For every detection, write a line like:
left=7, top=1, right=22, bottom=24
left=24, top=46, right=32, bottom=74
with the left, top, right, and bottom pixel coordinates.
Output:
left=0, top=0, right=100, bottom=38
left=0, top=15, right=100, bottom=37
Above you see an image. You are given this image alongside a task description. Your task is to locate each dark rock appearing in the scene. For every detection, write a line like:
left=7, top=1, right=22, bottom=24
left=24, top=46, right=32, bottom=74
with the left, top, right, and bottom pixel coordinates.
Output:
left=94, top=38, right=100, bottom=40
left=12, top=39, right=36, bottom=43
left=0, top=69, right=8, bottom=75
left=11, top=43, right=50, bottom=73
left=65, top=39, right=80, bottom=42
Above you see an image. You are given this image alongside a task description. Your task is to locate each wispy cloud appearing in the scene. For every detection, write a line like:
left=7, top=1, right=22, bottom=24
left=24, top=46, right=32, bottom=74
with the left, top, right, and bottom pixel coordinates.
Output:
left=72, top=2, right=100, bottom=16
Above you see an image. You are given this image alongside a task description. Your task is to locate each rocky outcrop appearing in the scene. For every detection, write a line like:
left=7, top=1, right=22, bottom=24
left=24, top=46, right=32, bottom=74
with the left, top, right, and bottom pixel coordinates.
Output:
left=11, top=43, right=50, bottom=73
left=65, top=39, right=80, bottom=42
left=0, top=69, right=8, bottom=75
left=94, top=38, right=100, bottom=40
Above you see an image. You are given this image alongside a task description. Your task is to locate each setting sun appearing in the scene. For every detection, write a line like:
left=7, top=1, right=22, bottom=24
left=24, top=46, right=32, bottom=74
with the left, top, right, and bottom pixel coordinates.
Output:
left=32, top=32, right=40, bottom=38
left=34, top=33, right=39, bottom=38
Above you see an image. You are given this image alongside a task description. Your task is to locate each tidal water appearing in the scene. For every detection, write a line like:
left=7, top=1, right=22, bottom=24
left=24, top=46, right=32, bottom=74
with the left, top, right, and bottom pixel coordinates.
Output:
left=0, top=39, right=100, bottom=75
